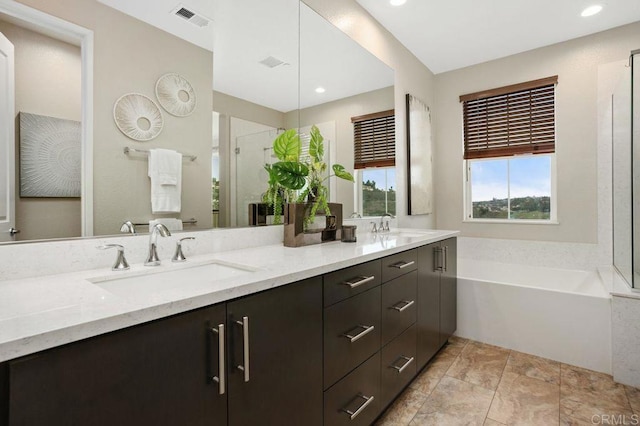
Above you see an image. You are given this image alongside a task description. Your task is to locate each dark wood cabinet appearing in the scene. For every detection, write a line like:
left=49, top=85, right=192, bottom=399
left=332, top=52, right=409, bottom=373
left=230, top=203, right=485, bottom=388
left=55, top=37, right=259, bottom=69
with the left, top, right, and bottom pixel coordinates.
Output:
left=8, top=304, right=227, bottom=426
left=380, top=324, right=417, bottom=408
left=439, top=238, right=457, bottom=346
left=324, top=286, right=381, bottom=389
left=2, top=237, right=456, bottom=426
left=323, top=260, right=381, bottom=307
left=416, top=238, right=457, bottom=369
left=381, top=271, right=417, bottom=346
left=6, top=277, right=323, bottom=426
left=227, top=276, right=322, bottom=426
left=324, top=352, right=381, bottom=426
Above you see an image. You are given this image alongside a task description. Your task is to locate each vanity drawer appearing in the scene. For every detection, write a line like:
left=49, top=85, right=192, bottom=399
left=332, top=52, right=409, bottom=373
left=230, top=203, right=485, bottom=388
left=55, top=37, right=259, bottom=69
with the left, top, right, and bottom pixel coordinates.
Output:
left=381, top=249, right=417, bottom=283
left=324, top=352, right=381, bottom=426
left=323, top=260, right=381, bottom=307
left=381, top=270, right=417, bottom=346
left=324, top=287, right=381, bottom=388
left=380, top=324, right=417, bottom=409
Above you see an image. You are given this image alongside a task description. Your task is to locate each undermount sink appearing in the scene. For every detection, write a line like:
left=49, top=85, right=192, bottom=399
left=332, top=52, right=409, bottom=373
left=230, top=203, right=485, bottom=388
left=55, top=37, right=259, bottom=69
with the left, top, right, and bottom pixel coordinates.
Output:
left=384, top=230, right=438, bottom=238
left=88, top=259, right=258, bottom=299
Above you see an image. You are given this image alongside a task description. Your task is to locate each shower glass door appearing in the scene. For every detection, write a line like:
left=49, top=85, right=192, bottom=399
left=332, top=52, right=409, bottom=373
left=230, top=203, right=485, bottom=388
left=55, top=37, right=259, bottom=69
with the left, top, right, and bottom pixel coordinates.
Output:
left=235, top=129, right=280, bottom=227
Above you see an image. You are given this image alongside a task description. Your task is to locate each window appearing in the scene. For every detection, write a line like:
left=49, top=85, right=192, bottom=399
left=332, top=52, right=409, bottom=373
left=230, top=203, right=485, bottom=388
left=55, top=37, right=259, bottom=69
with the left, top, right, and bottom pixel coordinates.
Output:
left=359, top=167, right=396, bottom=216
left=352, top=110, right=396, bottom=216
left=461, top=76, right=557, bottom=221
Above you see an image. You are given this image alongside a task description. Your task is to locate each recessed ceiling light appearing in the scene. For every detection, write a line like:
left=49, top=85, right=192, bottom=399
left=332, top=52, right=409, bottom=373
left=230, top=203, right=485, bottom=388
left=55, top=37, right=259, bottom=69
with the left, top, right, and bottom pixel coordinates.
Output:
left=390, top=0, right=407, bottom=6
left=581, top=5, right=603, bottom=17
left=315, top=87, right=326, bottom=94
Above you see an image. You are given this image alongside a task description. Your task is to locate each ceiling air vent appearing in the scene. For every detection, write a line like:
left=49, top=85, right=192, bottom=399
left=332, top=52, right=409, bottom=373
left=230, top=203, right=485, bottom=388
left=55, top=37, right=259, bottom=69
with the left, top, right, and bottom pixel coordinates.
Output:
left=171, top=4, right=211, bottom=28
left=259, top=56, right=288, bottom=68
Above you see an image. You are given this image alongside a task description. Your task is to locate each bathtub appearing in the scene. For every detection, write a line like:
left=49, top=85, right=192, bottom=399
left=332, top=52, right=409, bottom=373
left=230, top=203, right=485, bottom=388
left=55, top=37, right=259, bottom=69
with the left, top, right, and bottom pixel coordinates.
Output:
left=456, top=259, right=612, bottom=374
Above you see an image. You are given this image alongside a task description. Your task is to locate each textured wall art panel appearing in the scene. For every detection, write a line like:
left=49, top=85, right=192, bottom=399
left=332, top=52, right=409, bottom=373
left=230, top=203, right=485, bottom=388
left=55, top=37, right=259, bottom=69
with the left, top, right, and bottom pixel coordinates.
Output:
left=19, top=112, right=81, bottom=197
left=406, top=94, right=433, bottom=215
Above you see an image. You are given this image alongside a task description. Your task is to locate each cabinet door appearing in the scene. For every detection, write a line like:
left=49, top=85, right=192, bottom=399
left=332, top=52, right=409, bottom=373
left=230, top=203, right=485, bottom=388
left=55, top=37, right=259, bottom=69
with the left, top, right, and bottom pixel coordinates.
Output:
left=416, top=242, right=441, bottom=369
left=440, top=238, right=457, bottom=346
left=227, top=277, right=323, bottom=426
left=8, top=304, right=227, bottom=426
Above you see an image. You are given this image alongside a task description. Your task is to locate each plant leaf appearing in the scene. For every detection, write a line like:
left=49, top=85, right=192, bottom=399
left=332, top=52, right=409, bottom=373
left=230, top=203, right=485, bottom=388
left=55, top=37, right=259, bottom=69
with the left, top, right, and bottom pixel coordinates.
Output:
left=272, top=161, right=309, bottom=190
left=332, top=164, right=354, bottom=182
left=308, top=125, right=324, bottom=163
left=273, top=129, right=301, bottom=161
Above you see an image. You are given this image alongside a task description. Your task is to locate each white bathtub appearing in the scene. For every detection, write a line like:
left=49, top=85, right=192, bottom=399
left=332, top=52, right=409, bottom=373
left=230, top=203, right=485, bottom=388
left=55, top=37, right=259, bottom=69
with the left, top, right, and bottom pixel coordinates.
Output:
left=457, top=259, right=612, bottom=374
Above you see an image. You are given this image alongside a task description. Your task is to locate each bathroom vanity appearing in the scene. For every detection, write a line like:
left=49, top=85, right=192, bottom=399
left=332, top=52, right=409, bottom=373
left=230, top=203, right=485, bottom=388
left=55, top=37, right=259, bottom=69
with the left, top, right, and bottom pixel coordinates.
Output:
left=0, top=230, right=457, bottom=425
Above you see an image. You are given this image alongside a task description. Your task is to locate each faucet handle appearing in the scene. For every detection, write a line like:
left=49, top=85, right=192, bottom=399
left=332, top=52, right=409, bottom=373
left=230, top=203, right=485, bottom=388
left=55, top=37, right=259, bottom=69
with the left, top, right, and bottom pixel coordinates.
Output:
left=369, top=222, right=378, bottom=233
left=172, top=237, right=195, bottom=262
left=97, top=244, right=130, bottom=271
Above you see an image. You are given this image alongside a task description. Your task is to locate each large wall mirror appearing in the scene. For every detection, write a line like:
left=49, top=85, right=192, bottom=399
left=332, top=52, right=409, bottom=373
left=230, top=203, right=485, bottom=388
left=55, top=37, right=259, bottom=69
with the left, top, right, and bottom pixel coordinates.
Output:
left=0, top=0, right=393, bottom=244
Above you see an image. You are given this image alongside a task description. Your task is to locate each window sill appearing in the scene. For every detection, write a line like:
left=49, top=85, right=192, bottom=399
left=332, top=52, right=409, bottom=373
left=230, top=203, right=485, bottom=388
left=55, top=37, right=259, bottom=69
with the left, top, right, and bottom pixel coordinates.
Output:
left=463, top=219, right=559, bottom=225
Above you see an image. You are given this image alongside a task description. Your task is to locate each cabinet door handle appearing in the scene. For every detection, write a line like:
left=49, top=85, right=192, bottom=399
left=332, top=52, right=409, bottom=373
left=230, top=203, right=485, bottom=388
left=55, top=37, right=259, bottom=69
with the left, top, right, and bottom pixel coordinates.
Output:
left=443, top=246, right=448, bottom=272
left=433, top=247, right=443, bottom=272
left=390, top=355, right=414, bottom=374
left=341, top=324, right=375, bottom=343
left=209, top=324, right=225, bottom=395
left=341, top=394, right=375, bottom=420
left=389, top=260, right=415, bottom=269
left=341, top=275, right=375, bottom=288
left=235, top=316, right=250, bottom=382
left=390, top=300, right=415, bottom=312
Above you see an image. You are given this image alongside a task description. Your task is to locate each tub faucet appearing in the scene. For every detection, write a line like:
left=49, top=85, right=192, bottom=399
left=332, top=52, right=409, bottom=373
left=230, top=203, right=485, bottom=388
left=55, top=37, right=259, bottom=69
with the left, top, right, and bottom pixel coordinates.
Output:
left=145, top=223, right=171, bottom=266
left=379, top=213, right=395, bottom=232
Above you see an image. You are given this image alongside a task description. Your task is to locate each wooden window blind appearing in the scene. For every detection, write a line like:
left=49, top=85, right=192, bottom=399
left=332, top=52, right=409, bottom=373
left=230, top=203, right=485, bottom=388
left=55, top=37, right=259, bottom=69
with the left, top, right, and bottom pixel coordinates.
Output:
left=352, top=109, right=395, bottom=169
left=460, top=76, right=557, bottom=160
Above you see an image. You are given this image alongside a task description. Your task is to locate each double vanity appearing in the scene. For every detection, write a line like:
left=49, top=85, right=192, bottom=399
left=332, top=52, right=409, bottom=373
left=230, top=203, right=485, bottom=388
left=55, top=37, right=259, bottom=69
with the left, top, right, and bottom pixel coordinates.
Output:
left=0, top=229, right=457, bottom=425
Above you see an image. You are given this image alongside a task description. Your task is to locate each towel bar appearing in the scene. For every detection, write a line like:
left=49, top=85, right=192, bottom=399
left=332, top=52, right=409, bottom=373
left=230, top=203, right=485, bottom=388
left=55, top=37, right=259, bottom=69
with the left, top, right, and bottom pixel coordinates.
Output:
left=124, top=147, right=197, bottom=161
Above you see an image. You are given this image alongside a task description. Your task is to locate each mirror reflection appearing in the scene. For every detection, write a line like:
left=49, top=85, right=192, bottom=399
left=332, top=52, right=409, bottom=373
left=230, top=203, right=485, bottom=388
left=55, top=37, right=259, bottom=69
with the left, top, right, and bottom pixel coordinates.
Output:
left=0, top=0, right=393, bottom=244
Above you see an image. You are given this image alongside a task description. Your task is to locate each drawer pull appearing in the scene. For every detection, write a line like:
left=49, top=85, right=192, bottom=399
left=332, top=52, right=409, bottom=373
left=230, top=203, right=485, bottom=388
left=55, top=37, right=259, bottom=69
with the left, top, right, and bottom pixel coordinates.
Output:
left=389, top=260, right=415, bottom=269
left=391, top=356, right=414, bottom=374
left=342, top=275, right=375, bottom=289
left=342, top=324, right=375, bottom=343
left=341, top=393, right=375, bottom=420
left=209, top=324, right=225, bottom=395
left=390, top=300, right=415, bottom=312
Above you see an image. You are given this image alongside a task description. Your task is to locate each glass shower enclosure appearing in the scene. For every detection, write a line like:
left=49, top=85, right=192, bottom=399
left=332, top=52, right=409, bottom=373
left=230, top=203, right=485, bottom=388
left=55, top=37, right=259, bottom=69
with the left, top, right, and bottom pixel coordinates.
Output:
left=613, top=49, right=640, bottom=288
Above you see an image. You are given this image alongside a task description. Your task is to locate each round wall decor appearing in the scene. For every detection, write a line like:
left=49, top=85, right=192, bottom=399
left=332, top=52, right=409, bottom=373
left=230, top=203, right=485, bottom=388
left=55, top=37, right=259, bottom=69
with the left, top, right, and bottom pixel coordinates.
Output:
left=155, top=73, right=197, bottom=117
left=113, top=93, right=164, bottom=141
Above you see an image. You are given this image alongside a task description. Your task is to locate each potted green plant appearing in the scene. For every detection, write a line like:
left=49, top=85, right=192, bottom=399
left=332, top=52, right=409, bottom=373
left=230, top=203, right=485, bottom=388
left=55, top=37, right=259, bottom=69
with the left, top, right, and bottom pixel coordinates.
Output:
left=269, top=125, right=354, bottom=229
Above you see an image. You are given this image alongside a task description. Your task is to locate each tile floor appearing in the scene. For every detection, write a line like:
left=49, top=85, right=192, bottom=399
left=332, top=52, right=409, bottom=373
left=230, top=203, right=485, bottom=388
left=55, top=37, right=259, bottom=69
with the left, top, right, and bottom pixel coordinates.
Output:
left=377, top=337, right=640, bottom=426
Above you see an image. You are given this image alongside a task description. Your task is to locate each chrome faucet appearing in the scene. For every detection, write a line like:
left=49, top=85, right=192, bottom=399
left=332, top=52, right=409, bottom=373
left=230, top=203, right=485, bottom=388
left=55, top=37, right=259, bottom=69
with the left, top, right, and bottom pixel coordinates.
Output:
left=120, top=220, right=137, bottom=234
left=172, top=237, right=195, bottom=262
left=145, top=223, right=171, bottom=266
left=379, top=213, right=395, bottom=232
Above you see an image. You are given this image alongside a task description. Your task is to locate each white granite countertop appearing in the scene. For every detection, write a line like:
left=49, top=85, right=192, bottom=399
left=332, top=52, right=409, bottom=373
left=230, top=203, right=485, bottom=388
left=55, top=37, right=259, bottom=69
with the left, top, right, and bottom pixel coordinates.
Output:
left=0, top=229, right=457, bottom=363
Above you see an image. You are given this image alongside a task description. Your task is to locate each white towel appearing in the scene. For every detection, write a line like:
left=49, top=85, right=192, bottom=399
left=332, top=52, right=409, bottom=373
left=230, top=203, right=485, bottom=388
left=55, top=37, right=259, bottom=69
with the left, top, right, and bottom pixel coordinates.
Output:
left=148, top=149, right=182, bottom=213
left=149, top=218, right=183, bottom=232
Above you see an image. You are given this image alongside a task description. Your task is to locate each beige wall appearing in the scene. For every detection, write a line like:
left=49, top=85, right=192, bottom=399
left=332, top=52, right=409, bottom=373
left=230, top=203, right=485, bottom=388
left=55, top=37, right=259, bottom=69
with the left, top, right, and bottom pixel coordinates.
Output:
left=18, top=0, right=214, bottom=236
left=434, top=22, right=640, bottom=243
left=303, top=0, right=436, bottom=229
left=0, top=19, right=82, bottom=241
left=294, top=86, right=394, bottom=214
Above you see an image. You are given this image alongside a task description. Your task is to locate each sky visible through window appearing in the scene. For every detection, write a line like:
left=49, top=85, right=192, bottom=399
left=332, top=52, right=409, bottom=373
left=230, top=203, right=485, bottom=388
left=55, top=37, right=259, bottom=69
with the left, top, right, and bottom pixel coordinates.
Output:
left=362, top=168, right=396, bottom=190
left=471, top=156, right=551, bottom=202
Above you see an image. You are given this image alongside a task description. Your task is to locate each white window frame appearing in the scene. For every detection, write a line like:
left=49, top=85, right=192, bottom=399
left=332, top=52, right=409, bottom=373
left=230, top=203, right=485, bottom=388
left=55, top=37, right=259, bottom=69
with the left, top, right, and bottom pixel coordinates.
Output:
left=463, top=154, right=558, bottom=224
left=354, top=167, right=397, bottom=218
